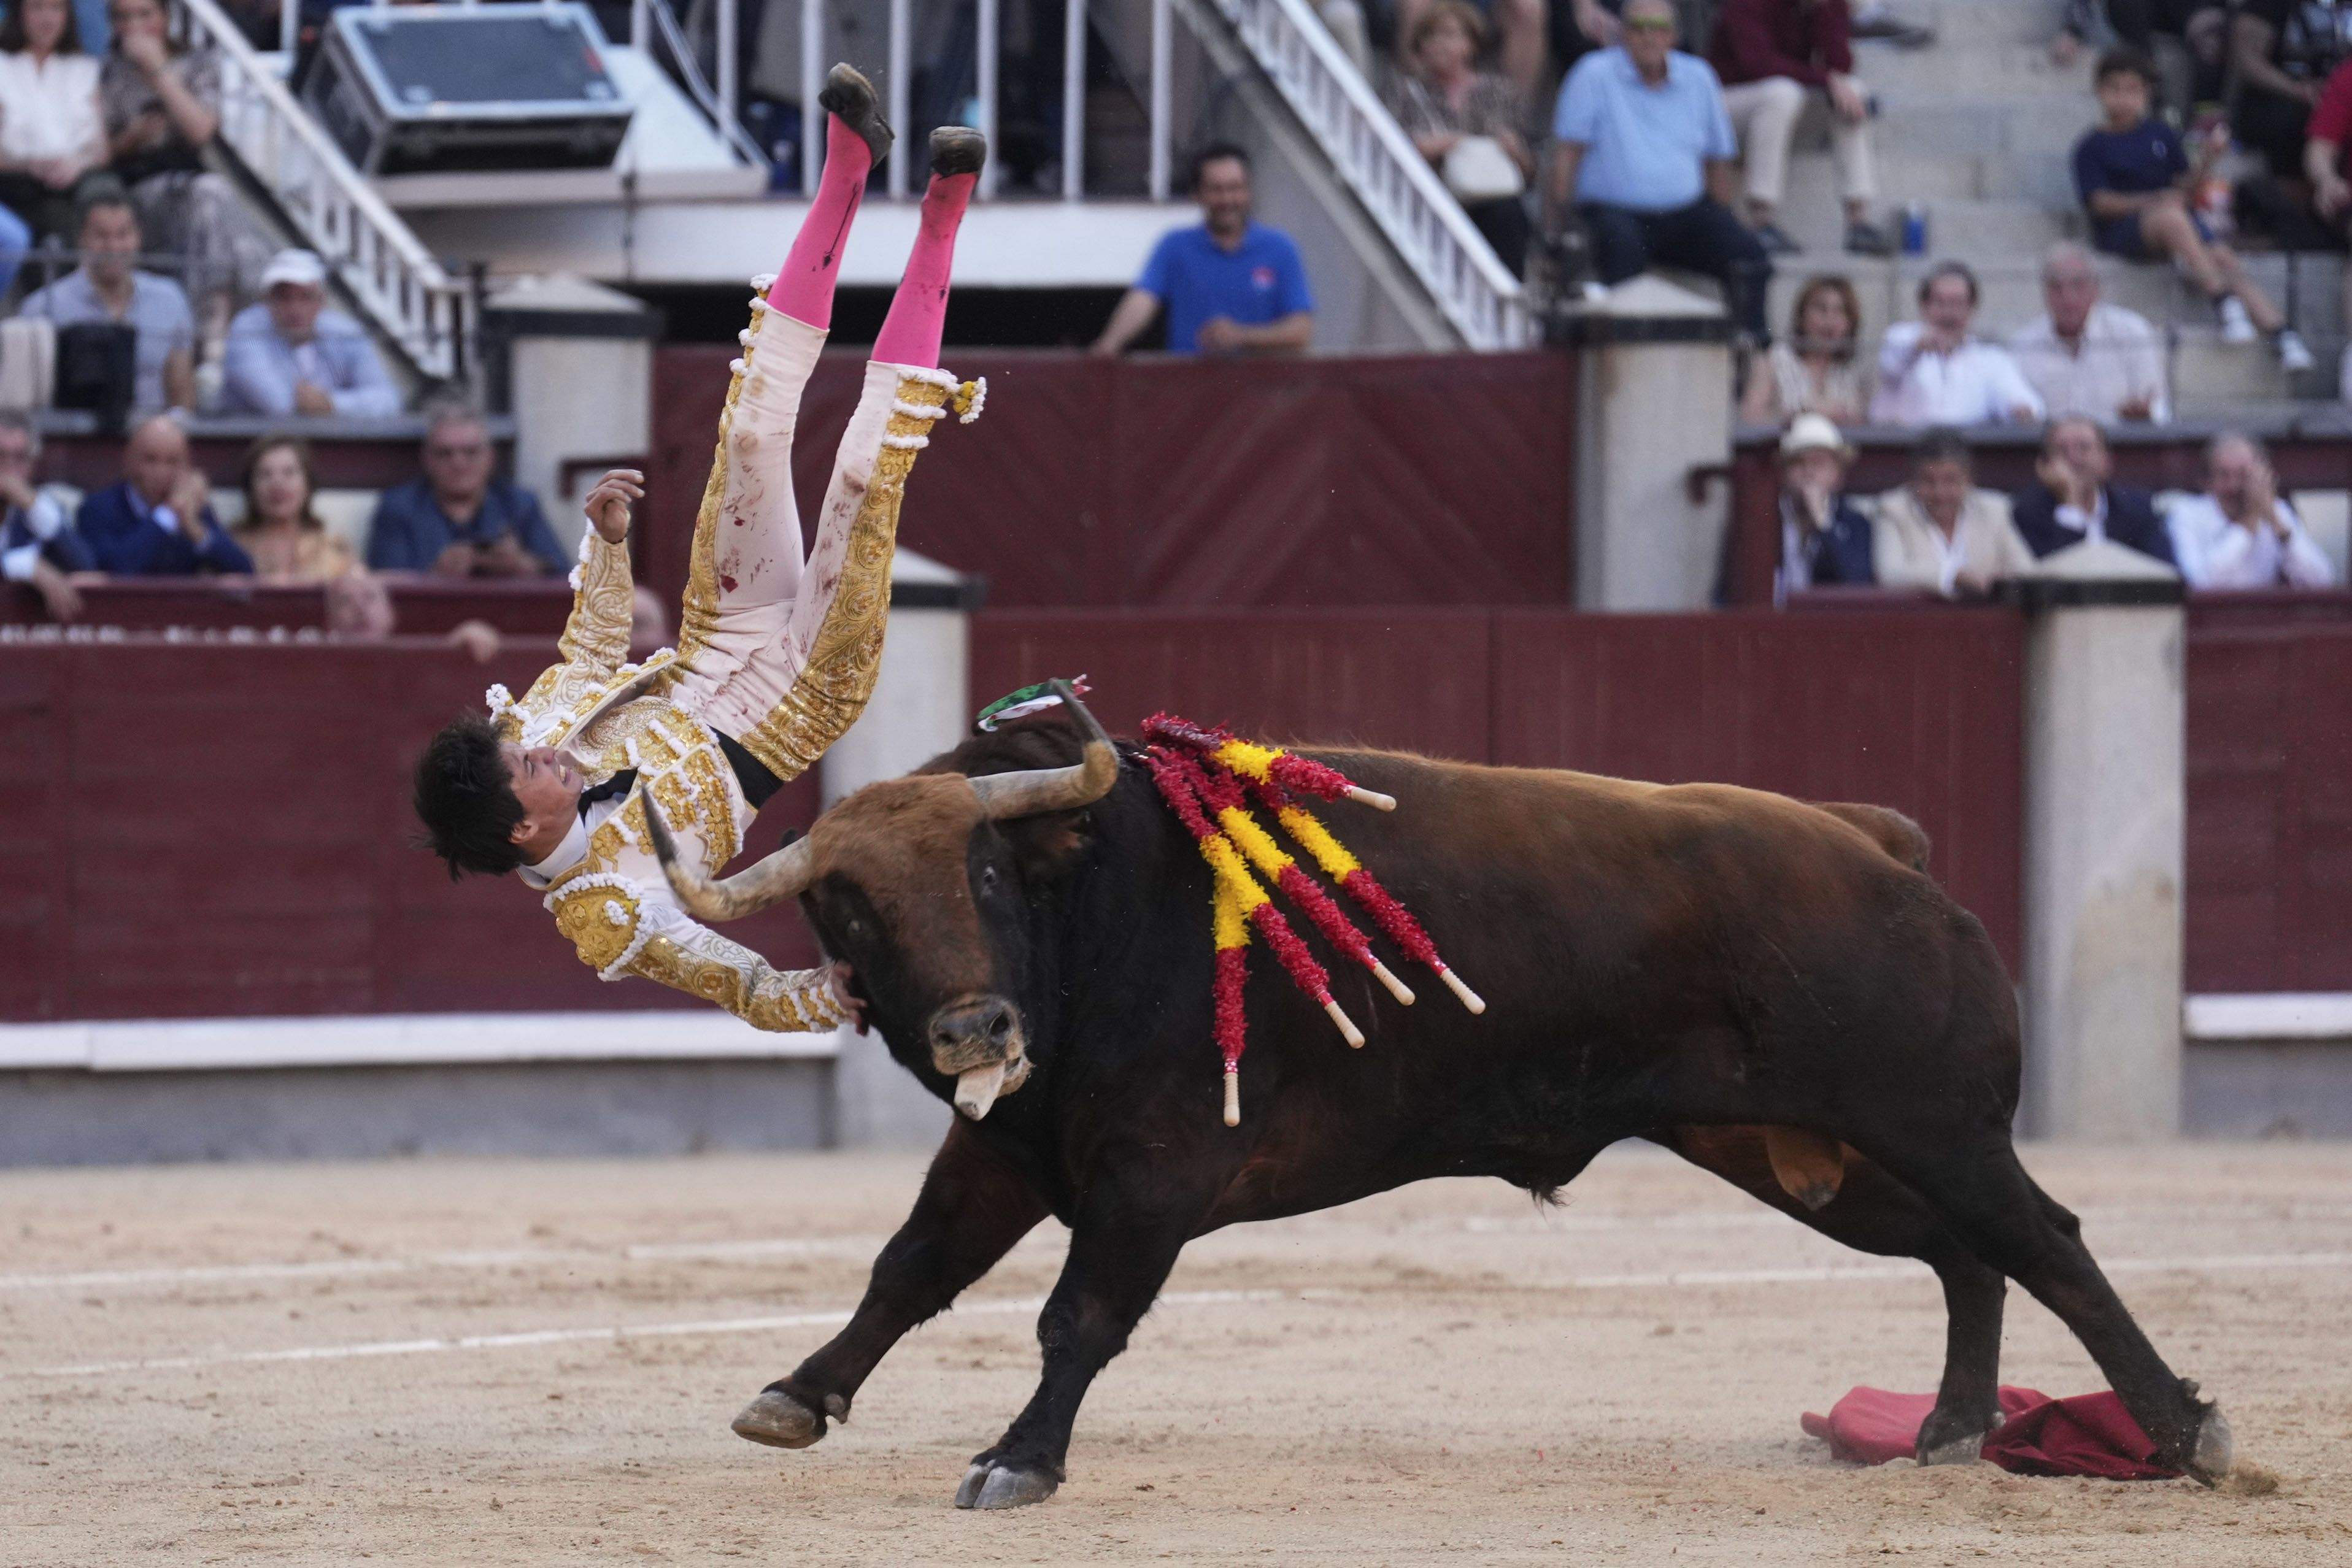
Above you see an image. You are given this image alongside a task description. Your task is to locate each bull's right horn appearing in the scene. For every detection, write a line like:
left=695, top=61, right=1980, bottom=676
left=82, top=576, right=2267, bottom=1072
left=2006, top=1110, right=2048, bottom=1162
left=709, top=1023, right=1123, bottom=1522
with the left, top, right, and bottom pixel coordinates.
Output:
left=645, top=796, right=816, bottom=921
left=967, top=678, right=1120, bottom=820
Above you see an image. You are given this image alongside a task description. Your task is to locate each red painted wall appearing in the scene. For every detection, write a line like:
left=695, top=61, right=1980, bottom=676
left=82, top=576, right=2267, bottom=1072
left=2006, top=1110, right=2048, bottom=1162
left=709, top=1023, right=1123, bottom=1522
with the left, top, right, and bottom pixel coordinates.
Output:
left=646, top=348, right=1578, bottom=611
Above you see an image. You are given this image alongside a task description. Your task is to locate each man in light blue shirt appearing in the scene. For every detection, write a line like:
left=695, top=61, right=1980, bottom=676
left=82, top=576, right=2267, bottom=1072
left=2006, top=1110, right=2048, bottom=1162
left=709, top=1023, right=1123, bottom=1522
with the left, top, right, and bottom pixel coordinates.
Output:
left=220, top=248, right=403, bottom=418
left=18, top=193, right=196, bottom=415
left=1544, top=0, right=1771, bottom=339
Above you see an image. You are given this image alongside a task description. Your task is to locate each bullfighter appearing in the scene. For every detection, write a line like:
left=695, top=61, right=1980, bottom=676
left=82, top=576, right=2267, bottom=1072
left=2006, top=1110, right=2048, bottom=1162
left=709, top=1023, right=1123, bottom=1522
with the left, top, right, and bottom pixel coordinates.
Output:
left=411, top=65, right=981, bottom=1034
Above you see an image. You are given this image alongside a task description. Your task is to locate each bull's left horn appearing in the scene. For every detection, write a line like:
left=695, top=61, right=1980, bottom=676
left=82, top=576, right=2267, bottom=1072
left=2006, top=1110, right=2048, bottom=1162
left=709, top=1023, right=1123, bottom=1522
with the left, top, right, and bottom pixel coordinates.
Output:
left=645, top=796, right=817, bottom=921
left=954, top=1062, right=1008, bottom=1120
left=968, top=679, right=1120, bottom=820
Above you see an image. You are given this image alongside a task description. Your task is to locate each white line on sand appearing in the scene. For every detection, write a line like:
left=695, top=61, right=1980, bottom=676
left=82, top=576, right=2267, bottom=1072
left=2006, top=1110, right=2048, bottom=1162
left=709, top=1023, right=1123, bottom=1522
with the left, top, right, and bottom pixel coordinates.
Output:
left=18, top=1254, right=2352, bottom=1380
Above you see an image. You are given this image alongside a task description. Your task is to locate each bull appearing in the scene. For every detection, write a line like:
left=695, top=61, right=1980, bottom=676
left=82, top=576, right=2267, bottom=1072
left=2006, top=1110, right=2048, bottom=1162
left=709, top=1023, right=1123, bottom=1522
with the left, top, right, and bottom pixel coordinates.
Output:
left=644, top=688, right=2234, bottom=1509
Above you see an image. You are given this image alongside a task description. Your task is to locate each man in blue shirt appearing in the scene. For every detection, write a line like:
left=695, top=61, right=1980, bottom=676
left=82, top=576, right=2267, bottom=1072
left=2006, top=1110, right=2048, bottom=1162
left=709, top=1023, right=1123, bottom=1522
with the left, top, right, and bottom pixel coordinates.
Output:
left=1544, top=0, right=1772, bottom=339
left=220, top=248, right=403, bottom=419
left=365, top=399, right=566, bottom=576
left=76, top=414, right=253, bottom=576
left=1092, top=143, right=1314, bottom=357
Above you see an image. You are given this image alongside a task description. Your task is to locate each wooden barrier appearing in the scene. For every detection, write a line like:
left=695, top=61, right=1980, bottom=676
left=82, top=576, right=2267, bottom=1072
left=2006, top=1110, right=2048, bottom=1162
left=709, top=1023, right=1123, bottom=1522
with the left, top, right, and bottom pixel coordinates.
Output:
left=2, top=578, right=577, bottom=636
left=0, top=640, right=819, bottom=1024
left=27, top=412, right=514, bottom=494
left=646, top=348, right=1579, bottom=613
left=973, top=604, right=2027, bottom=971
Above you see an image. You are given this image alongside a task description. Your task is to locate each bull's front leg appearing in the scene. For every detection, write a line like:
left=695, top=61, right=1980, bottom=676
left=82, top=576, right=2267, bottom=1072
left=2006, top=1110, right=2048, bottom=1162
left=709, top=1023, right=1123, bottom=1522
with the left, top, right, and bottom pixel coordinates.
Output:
left=733, top=1119, right=1048, bottom=1449
left=953, top=1186, right=1197, bottom=1511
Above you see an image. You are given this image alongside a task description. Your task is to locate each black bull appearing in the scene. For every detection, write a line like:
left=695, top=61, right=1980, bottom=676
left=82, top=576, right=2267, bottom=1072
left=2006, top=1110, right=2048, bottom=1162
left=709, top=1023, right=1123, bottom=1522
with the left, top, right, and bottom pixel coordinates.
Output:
left=649, top=708, right=2234, bottom=1509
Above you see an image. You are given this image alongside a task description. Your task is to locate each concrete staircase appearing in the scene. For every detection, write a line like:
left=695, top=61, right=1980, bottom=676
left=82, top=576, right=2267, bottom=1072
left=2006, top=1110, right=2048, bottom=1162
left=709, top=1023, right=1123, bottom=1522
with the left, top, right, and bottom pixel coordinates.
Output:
left=1761, top=0, right=2344, bottom=409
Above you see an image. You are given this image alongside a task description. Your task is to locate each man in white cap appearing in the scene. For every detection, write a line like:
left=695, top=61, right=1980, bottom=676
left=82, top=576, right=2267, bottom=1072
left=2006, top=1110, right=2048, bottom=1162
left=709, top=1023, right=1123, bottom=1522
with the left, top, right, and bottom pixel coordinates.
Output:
left=220, top=247, right=400, bottom=418
left=1775, top=411, right=1874, bottom=603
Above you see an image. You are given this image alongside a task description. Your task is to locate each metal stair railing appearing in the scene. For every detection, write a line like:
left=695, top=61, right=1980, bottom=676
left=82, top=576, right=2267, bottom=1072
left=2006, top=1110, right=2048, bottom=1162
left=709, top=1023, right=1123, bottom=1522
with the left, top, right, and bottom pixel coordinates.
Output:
left=179, top=0, right=472, bottom=381
left=1203, top=0, right=1530, bottom=350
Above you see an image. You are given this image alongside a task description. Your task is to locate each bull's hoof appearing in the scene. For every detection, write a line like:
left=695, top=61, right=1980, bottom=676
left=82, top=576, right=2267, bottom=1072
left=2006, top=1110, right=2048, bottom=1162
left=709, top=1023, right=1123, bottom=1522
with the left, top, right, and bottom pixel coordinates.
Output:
left=731, top=1388, right=825, bottom=1449
left=2188, top=1402, right=2234, bottom=1486
left=953, top=1459, right=1060, bottom=1510
left=1915, top=1429, right=1988, bottom=1467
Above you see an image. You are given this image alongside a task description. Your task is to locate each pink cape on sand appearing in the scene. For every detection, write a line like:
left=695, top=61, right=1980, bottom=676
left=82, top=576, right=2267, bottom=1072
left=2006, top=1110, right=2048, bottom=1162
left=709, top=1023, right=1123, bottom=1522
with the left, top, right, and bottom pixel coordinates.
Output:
left=1801, top=1385, right=2183, bottom=1480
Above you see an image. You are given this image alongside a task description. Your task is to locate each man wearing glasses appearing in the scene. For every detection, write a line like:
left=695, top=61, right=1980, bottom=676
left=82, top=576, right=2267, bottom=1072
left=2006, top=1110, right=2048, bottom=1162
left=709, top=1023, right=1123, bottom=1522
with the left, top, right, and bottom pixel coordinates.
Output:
left=1544, top=0, right=1773, bottom=341
left=364, top=397, right=566, bottom=577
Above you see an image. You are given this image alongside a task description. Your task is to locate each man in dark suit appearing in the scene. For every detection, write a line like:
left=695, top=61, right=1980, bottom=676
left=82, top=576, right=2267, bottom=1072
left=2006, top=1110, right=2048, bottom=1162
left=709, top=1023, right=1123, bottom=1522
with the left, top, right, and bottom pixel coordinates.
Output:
left=2012, top=413, right=2176, bottom=567
left=1776, top=412, right=1876, bottom=603
left=76, top=415, right=253, bottom=576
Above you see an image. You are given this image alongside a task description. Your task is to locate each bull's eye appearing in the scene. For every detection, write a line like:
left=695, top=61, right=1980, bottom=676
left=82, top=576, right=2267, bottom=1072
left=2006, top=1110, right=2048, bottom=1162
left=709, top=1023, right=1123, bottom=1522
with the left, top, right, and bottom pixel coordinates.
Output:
left=844, top=917, right=865, bottom=940
left=977, top=865, right=999, bottom=896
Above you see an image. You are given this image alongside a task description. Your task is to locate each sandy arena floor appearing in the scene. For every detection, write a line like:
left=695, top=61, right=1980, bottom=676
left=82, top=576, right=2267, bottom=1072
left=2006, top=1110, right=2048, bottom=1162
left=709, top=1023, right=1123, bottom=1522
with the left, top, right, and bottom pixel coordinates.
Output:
left=2, top=1141, right=2349, bottom=1565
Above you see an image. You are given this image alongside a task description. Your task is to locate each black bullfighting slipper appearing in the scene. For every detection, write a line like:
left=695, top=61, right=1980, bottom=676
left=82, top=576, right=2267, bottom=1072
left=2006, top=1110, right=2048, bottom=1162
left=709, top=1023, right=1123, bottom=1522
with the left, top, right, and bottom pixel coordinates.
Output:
left=818, top=63, right=893, bottom=166
left=930, top=124, right=987, bottom=179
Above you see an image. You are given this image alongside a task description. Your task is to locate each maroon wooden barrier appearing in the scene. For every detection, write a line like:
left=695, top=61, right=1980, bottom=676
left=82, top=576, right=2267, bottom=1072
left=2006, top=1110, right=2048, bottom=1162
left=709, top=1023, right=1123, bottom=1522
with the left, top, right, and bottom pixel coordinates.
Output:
left=2184, top=618, right=2352, bottom=993
left=0, top=641, right=820, bottom=1023
left=646, top=348, right=1578, bottom=613
left=31, top=423, right=509, bottom=495
left=973, top=605, right=2026, bottom=972
left=2, top=578, right=577, bottom=636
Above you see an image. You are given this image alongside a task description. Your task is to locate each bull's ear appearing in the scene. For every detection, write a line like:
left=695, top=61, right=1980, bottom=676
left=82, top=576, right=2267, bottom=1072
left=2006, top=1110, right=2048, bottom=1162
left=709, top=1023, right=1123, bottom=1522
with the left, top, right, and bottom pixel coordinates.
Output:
left=996, top=805, right=1095, bottom=882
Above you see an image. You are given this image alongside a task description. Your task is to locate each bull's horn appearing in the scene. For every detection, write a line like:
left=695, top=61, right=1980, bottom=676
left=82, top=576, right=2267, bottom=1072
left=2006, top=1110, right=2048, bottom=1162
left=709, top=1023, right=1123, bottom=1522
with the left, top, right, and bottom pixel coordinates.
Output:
left=968, top=678, right=1120, bottom=820
left=644, top=795, right=816, bottom=920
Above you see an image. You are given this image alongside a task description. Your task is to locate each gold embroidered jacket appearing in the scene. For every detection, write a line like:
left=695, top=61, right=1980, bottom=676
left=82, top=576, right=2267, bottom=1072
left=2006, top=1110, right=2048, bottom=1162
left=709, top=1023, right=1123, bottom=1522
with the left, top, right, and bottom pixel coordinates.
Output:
left=490, top=314, right=956, bottom=1032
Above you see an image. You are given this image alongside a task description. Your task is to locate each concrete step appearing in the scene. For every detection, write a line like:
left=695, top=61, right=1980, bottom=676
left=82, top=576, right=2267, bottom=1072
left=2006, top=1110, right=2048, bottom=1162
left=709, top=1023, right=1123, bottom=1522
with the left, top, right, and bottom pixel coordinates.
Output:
left=2170, top=325, right=2317, bottom=412
left=1854, top=39, right=2088, bottom=103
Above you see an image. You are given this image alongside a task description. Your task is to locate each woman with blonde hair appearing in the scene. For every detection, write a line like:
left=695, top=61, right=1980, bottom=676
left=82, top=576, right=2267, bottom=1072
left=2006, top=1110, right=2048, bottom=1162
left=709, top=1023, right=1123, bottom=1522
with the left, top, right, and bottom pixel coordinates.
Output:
left=1383, top=0, right=1535, bottom=274
left=1740, top=273, right=1868, bottom=425
left=231, top=433, right=394, bottom=637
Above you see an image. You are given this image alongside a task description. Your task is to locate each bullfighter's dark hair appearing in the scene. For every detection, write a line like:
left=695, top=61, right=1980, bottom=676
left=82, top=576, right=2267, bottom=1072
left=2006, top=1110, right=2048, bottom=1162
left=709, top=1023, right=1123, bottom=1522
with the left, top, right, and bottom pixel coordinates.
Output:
left=1189, top=140, right=1251, bottom=191
left=413, top=712, right=528, bottom=880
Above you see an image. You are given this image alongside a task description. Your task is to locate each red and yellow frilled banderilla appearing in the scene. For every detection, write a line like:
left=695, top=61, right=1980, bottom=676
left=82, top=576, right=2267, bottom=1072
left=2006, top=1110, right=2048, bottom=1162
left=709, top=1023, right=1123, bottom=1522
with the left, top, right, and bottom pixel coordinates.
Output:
left=1141, top=715, right=1484, bottom=1127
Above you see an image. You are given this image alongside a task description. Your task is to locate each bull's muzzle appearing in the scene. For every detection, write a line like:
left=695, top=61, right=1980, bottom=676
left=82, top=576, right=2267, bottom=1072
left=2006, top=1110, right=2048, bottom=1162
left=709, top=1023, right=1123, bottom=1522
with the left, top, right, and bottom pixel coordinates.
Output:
left=928, top=995, right=1030, bottom=1120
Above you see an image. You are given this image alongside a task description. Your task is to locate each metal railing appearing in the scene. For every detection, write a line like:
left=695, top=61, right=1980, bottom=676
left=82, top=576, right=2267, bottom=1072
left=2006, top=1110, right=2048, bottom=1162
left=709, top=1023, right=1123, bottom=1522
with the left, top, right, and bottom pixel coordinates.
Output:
left=1203, top=0, right=1529, bottom=349
left=180, top=0, right=472, bottom=380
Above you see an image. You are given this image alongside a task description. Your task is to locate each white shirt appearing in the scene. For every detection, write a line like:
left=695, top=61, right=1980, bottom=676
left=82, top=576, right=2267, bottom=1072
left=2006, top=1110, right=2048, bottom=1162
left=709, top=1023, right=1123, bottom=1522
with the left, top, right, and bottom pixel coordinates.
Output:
left=2011, top=303, right=2171, bottom=425
left=2054, top=488, right=2110, bottom=548
left=0, top=490, right=69, bottom=582
left=0, top=50, right=102, bottom=163
left=1870, top=322, right=2048, bottom=428
left=2166, top=494, right=2337, bottom=589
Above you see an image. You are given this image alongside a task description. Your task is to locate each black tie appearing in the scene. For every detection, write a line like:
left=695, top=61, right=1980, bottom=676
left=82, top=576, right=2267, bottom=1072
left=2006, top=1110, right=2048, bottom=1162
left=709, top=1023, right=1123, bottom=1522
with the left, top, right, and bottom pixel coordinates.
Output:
left=577, top=769, right=637, bottom=818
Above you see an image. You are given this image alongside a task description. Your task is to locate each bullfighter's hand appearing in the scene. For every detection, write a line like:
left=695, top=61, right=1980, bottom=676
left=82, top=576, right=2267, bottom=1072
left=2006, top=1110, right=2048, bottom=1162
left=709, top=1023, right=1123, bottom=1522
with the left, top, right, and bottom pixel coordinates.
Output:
left=585, top=469, right=643, bottom=545
left=827, top=961, right=868, bottom=1034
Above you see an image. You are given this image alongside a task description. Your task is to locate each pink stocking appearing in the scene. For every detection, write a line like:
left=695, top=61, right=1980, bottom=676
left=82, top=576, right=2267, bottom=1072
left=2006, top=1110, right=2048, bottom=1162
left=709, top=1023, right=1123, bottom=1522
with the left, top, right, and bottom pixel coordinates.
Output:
left=766, top=117, right=872, bottom=331
left=869, top=171, right=976, bottom=369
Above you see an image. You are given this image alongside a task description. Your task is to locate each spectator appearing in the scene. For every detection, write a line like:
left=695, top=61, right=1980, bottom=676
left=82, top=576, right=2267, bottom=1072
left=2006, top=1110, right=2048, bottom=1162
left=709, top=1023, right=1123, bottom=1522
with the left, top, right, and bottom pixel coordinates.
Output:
left=1383, top=1, right=1536, bottom=275
left=0, top=203, right=26, bottom=295
left=1551, top=0, right=1622, bottom=74
left=1870, top=261, right=2045, bottom=428
left=2013, top=415, right=2177, bottom=567
left=1092, top=144, right=1314, bottom=358
left=102, top=0, right=273, bottom=344
left=1544, top=0, right=1772, bottom=342
left=233, top=431, right=395, bottom=637
left=1871, top=426, right=2037, bottom=598
left=18, top=190, right=194, bottom=416
left=2232, top=0, right=2352, bottom=179
left=2168, top=431, right=2339, bottom=586
left=0, top=0, right=109, bottom=240
left=1739, top=272, right=1867, bottom=424
left=2009, top=242, right=2170, bottom=425
left=365, top=400, right=565, bottom=578
left=1774, top=412, right=1874, bottom=602
left=221, top=248, right=403, bottom=418
left=76, top=412, right=252, bottom=574
left=1705, top=0, right=1890, bottom=257
left=1392, top=0, right=1547, bottom=95
left=0, top=409, right=92, bottom=620
left=2076, top=48, right=2309, bottom=373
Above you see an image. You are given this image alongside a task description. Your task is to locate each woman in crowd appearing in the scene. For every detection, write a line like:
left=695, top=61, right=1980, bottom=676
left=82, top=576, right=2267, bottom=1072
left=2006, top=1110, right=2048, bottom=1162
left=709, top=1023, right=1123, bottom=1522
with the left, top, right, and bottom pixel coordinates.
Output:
left=1383, top=0, right=1535, bottom=275
left=1871, top=426, right=2037, bottom=598
left=102, top=0, right=271, bottom=348
left=1739, top=274, right=1868, bottom=425
left=0, top=0, right=109, bottom=240
left=231, top=433, right=394, bottom=637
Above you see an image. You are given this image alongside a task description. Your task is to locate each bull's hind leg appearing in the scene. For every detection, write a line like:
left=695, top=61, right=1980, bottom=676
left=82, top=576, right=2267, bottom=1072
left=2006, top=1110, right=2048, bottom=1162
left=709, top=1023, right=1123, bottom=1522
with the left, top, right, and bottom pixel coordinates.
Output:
left=1666, top=1128, right=2007, bottom=1463
left=733, top=1120, right=1047, bottom=1449
left=1853, top=1124, right=2233, bottom=1482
